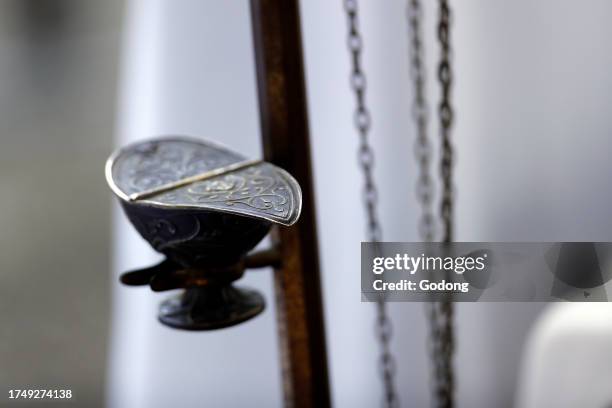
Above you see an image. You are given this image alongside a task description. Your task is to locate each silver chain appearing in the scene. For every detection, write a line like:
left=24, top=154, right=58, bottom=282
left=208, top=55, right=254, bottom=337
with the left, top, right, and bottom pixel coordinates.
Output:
left=434, top=0, right=455, bottom=406
left=438, top=0, right=454, bottom=245
left=408, top=1, right=455, bottom=407
left=343, top=1, right=399, bottom=407
left=408, top=0, right=435, bottom=243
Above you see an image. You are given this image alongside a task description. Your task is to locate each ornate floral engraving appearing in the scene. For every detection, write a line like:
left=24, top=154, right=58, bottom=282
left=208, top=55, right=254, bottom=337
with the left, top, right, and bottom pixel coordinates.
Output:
left=113, top=138, right=245, bottom=195
left=151, top=163, right=298, bottom=225
left=109, top=137, right=301, bottom=226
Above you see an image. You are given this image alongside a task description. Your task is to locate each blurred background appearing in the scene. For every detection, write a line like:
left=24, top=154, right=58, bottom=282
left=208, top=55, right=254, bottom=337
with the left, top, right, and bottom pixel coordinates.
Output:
left=0, top=0, right=122, bottom=406
left=1, top=0, right=612, bottom=407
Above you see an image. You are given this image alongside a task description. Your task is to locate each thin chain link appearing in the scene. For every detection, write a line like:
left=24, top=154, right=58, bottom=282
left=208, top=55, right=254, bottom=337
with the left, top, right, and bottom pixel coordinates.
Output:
left=343, top=1, right=399, bottom=407
left=406, top=3, right=443, bottom=406
left=426, top=301, right=454, bottom=407
left=435, top=1, right=455, bottom=406
left=438, top=0, right=454, bottom=245
left=407, top=1, right=454, bottom=406
left=408, top=0, right=435, bottom=243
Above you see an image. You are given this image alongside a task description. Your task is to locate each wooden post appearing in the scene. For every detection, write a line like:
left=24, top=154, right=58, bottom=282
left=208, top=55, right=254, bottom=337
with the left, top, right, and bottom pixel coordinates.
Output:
left=250, top=0, right=331, bottom=407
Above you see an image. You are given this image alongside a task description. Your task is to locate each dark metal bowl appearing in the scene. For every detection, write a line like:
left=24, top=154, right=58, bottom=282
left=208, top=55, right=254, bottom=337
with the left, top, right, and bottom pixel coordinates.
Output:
left=121, top=202, right=271, bottom=268
left=106, top=136, right=301, bottom=330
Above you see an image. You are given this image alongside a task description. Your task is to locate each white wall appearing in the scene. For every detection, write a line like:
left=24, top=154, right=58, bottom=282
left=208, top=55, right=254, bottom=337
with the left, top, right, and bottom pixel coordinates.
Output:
left=108, top=1, right=612, bottom=407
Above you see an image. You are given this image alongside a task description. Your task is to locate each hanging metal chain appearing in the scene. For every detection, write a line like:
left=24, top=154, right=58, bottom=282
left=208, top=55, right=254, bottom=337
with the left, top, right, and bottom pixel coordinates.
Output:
left=426, top=301, right=454, bottom=408
left=435, top=0, right=455, bottom=406
left=438, top=0, right=454, bottom=245
left=408, top=0, right=455, bottom=406
left=408, top=0, right=435, bottom=243
left=407, top=0, right=453, bottom=407
left=343, top=1, right=399, bottom=407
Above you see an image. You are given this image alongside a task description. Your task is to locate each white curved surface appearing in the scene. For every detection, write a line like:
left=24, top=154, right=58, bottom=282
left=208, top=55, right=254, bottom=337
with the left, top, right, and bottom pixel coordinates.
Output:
left=517, top=304, right=612, bottom=408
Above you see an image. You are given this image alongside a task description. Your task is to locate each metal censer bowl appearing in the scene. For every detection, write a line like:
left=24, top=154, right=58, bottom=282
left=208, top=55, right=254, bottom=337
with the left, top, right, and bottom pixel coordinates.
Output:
left=105, top=136, right=302, bottom=330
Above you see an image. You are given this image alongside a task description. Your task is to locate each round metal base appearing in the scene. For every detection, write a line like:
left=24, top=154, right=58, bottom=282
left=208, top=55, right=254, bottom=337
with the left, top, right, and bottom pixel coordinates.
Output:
left=158, top=285, right=265, bottom=330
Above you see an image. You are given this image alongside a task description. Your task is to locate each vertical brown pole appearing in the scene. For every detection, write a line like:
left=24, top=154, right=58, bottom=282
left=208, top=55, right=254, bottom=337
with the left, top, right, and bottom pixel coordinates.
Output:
left=250, top=1, right=331, bottom=407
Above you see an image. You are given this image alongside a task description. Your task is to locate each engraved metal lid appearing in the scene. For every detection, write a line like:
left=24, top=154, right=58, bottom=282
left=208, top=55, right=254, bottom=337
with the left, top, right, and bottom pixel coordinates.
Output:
left=105, top=136, right=302, bottom=226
